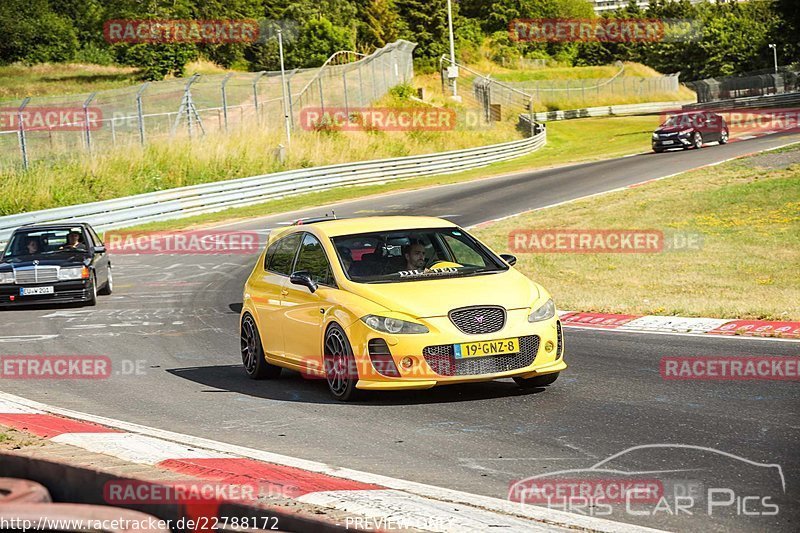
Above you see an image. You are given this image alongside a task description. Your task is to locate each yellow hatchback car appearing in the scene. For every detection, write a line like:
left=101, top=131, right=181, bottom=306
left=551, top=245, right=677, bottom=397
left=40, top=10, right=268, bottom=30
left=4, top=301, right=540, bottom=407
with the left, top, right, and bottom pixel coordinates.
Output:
left=240, top=216, right=566, bottom=401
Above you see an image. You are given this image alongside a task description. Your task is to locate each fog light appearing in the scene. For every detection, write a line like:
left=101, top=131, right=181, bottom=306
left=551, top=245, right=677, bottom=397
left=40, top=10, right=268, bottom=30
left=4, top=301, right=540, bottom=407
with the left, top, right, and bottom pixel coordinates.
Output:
left=400, top=357, right=414, bottom=369
left=545, top=340, right=555, bottom=353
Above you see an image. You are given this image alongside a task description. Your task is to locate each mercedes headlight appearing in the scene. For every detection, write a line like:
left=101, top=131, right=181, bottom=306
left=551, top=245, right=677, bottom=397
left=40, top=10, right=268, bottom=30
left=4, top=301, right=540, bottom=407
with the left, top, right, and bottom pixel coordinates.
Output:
left=59, top=266, right=89, bottom=280
left=362, top=314, right=429, bottom=334
left=677, top=129, right=692, bottom=136
left=528, top=299, right=556, bottom=322
left=0, top=272, right=14, bottom=284
left=652, top=132, right=659, bottom=140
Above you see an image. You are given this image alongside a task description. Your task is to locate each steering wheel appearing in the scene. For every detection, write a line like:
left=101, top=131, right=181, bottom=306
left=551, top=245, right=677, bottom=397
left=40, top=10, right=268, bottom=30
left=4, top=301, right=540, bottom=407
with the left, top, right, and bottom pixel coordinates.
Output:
left=424, top=259, right=462, bottom=270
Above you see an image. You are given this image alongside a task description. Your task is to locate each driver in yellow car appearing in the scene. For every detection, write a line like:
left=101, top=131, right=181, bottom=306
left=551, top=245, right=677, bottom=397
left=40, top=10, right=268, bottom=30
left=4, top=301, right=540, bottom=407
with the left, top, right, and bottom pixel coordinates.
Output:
left=402, top=240, right=427, bottom=271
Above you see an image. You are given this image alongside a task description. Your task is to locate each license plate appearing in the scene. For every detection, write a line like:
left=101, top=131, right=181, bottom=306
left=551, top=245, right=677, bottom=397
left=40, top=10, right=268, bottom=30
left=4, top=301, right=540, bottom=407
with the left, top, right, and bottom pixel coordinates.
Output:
left=454, top=337, right=519, bottom=359
left=20, top=286, right=54, bottom=295
left=662, top=140, right=674, bottom=145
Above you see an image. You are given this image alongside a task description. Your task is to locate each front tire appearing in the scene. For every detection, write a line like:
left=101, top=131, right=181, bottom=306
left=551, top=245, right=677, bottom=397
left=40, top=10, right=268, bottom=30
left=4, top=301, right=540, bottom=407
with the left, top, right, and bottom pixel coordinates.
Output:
left=692, top=131, right=703, bottom=149
left=98, top=266, right=113, bottom=295
left=85, top=273, right=98, bottom=306
left=514, top=372, right=559, bottom=389
left=241, top=313, right=281, bottom=380
left=324, top=323, right=359, bottom=401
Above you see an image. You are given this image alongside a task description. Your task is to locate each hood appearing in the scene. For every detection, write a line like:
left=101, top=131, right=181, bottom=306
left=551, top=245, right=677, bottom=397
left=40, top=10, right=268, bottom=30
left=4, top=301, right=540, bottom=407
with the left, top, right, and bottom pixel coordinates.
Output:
left=655, top=125, right=693, bottom=134
left=0, top=254, right=89, bottom=270
left=347, top=269, right=540, bottom=318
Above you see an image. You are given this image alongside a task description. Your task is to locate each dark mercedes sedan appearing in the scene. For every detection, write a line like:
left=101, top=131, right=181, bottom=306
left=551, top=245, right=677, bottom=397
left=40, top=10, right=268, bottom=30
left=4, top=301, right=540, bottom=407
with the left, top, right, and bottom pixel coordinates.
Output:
left=0, top=223, right=112, bottom=307
left=652, top=111, right=729, bottom=153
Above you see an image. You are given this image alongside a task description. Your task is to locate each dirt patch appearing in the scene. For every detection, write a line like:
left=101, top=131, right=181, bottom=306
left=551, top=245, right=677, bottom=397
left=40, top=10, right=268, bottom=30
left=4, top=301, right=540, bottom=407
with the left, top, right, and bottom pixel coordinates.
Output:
left=741, top=145, right=800, bottom=170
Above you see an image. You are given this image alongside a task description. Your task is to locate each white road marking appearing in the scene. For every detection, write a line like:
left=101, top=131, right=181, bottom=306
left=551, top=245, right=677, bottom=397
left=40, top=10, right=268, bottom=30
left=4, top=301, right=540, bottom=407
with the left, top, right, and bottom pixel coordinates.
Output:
left=51, top=432, right=233, bottom=465
left=298, top=489, right=566, bottom=532
left=0, top=399, right=44, bottom=413
left=563, top=324, right=800, bottom=343
left=0, top=334, right=59, bottom=343
left=619, top=316, right=730, bottom=333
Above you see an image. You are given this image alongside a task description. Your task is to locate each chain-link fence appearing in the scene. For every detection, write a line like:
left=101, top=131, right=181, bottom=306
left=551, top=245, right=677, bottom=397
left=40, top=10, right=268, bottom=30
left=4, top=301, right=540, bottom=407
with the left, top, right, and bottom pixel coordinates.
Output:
left=501, top=63, right=681, bottom=109
left=440, top=56, right=538, bottom=134
left=686, top=67, right=800, bottom=103
left=0, top=40, right=416, bottom=170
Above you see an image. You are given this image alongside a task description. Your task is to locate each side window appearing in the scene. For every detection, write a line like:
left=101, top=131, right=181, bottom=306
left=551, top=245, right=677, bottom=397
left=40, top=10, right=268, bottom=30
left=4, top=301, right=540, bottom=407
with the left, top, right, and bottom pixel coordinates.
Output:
left=443, top=234, right=488, bottom=267
left=294, top=233, right=334, bottom=286
left=87, top=227, right=101, bottom=248
left=267, top=233, right=302, bottom=276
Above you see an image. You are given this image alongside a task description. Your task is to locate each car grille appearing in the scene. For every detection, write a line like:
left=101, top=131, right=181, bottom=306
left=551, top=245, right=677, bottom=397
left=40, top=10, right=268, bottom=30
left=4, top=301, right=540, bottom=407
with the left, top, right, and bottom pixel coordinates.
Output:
left=422, top=335, right=540, bottom=377
left=449, top=306, right=506, bottom=335
left=13, top=267, right=59, bottom=284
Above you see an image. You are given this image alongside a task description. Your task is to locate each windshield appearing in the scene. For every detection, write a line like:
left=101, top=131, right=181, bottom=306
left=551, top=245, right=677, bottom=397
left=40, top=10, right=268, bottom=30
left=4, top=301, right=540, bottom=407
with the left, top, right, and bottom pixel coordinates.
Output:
left=332, top=227, right=508, bottom=283
left=3, top=228, right=89, bottom=259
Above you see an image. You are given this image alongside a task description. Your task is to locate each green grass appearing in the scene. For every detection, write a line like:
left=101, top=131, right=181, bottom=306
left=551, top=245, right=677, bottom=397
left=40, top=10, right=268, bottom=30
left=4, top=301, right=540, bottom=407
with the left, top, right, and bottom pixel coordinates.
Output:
left=472, top=145, right=800, bottom=321
left=0, top=63, right=142, bottom=100
left=491, top=62, right=667, bottom=82
left=124, top=115, right=659, bottom=232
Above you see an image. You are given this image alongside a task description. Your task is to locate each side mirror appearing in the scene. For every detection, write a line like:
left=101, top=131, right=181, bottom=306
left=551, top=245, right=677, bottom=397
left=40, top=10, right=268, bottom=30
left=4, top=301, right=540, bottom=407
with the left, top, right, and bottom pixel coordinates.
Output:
left=94, top=245, right=106, bottom=254
left=290, top=271, right=318, bottom=293
left=500, top=253, right=517, bottom=266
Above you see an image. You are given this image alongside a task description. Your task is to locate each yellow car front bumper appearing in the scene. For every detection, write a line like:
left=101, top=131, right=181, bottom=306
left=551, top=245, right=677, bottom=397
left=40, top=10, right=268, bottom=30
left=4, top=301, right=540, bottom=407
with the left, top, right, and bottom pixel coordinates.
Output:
left=345, top=311, right=566, bottom=391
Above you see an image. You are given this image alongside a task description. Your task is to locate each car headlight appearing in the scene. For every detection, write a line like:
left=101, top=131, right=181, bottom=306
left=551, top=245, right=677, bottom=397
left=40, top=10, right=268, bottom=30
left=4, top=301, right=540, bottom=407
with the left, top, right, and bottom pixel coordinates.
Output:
left=362, top=314, right=429, bottom=334
left=59, top=266, right=89, bottom=280
left=528, top=298, right=556, bottom=322
left=678, top=129, right=692, bottom=136
left=652, top=132, right=659, bottom=140
left=0, top=272, right=14, bottom=284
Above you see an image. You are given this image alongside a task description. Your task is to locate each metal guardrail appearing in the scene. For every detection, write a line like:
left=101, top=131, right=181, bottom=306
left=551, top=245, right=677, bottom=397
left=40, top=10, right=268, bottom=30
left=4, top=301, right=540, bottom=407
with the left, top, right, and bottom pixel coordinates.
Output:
left=532, top=101, right=693, bottom=122
left=682, top=92, right=800, bottom=112
left=0, top=130, right=546, bottom=241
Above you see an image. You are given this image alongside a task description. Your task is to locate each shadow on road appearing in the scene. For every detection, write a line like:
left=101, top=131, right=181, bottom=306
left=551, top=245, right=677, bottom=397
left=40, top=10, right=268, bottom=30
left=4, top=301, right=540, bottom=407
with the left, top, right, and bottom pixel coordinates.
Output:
left=167, top=364, right=546, bottom=405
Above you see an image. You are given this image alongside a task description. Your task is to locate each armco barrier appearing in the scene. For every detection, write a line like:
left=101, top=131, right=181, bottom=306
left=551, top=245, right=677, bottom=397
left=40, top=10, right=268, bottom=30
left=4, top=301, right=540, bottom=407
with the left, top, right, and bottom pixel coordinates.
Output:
left=682, top=91, right=800, bottom=112
left=0, top=129, right=546, bottom=242
left=532, top=101, right=693, bottom=122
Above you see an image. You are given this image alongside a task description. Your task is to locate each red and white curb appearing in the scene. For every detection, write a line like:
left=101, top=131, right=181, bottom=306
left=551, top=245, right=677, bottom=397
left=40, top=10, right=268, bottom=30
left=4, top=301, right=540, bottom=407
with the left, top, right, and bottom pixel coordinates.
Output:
left=559, top=311, right=800, bottom=341
left=0, top=393, right=662, bottom=533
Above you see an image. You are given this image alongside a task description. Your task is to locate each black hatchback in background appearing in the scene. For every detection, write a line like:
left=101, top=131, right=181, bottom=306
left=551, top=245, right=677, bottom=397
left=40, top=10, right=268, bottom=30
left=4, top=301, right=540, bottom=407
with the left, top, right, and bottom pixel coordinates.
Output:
left=652, top=111, right=729, bottom=152
left=0, top=223, right=112, bottom=307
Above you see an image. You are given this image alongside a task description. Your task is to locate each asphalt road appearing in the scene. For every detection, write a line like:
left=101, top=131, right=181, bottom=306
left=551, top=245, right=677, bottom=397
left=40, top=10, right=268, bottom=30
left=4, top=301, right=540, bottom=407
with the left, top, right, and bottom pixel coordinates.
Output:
left=1, top=132, right=799, bottom=531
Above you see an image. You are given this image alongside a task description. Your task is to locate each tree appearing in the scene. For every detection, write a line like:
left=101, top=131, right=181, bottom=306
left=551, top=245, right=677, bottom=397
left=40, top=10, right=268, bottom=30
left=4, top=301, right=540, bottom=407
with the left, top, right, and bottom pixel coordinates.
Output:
left=396, top=0, right=449, bottom=68
left=357, top=0, right=404, bottom=50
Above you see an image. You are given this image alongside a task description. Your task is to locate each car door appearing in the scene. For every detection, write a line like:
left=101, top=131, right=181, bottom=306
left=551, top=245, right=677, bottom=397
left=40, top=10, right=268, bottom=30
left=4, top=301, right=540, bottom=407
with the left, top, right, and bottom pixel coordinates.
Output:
left=86, top=226, right=109, bottom=287
left=253, top=232, right=302, bottom=358
left=280, top=232, right=336, bottom=372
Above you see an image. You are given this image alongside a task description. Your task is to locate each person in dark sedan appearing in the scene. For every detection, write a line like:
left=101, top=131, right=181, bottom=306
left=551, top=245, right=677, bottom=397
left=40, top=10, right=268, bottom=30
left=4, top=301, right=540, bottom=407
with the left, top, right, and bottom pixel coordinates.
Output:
left=25, top=238, right=40, bottom=255
left=59, top=231, right=85, bottom=250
